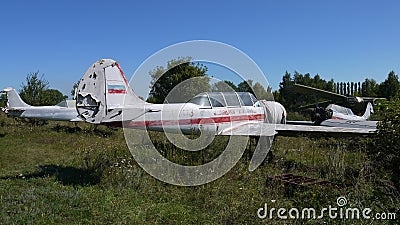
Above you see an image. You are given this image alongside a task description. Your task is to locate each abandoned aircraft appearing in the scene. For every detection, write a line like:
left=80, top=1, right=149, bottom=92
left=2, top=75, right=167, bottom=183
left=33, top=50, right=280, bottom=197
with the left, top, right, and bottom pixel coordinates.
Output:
left=75, top=59, right=376, bottom=135
left=74, top=59, right=377, bottom=170
left=290, top=83, right=385, bottom=110
left=1, top=87, right=81, bottom=122
left=286, top=83, right=378, bottom=129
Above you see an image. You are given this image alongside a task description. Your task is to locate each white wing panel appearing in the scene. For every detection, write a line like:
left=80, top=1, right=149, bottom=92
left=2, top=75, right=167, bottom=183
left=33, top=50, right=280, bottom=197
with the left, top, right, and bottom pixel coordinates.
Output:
left=275, top=124, right=376, bottom=136
left=320, top=119, right=377, bottom=129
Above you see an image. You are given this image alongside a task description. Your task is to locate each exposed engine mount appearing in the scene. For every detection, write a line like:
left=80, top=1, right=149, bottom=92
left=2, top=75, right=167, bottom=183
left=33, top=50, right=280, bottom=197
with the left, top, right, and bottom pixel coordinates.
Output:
left=311, top=107, right=333, bottom=125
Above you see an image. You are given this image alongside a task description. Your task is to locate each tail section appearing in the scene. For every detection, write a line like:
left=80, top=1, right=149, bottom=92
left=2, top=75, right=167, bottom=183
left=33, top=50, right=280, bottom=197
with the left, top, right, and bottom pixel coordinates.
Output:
left=76, top=59, right=146, bottom=124
left=2, top=87, right=30, bottom=108
left=362, top=102, right=374, bottom=120
left=104, top=60, right=145, bottom=107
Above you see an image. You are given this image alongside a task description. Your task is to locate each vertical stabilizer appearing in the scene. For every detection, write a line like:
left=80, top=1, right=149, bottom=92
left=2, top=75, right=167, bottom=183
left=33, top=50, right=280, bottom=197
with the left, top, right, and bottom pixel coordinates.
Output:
left=104, top=60, right=145, bottom=107
left=2, top=88, right=30, bottom=108
left=76, top=59, right=146, bottom=124
left=362, top=102, right=374, bottom=120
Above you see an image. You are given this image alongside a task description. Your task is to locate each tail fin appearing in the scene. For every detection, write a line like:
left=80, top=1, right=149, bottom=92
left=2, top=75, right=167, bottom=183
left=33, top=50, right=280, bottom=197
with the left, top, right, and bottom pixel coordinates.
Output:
left=362, top=102, right=373, bottom=119
left=2, top=87, right=30, bottom=108
left=76, top=59, right=146, bottom=123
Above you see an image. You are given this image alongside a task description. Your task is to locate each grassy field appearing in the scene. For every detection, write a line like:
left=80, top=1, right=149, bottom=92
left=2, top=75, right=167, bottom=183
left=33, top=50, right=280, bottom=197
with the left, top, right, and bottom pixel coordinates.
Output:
left=0, top=113, right=398, bottom=224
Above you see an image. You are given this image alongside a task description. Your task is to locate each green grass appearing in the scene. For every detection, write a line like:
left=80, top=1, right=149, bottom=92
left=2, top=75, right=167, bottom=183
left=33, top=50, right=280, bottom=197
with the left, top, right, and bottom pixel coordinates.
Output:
left=0, top=113, right=398, bottom=224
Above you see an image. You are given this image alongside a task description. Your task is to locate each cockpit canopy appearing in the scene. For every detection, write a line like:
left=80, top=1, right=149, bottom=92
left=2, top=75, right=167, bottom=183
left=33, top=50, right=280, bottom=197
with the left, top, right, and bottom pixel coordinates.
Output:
left=326, top=104, right=354, bottom=115
left=56, top=100, right=76, bottom=108
left=188, top=92, right=258, bottom=108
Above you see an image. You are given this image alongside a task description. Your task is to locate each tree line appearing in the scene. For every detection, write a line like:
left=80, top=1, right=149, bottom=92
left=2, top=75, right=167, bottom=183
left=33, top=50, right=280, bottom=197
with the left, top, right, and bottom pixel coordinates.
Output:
left=332, top=72, right=399, bottom=99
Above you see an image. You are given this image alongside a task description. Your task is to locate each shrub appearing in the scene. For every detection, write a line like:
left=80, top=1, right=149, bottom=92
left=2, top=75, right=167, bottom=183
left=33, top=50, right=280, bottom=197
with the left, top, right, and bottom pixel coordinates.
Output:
left=369, top=100, right=400, bottom=190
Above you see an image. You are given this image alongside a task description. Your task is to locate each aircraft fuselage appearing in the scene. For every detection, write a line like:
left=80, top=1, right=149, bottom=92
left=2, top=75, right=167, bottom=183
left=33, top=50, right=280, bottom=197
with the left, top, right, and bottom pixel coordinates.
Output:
left=7, top=106, right=79, bottom=121
left=119, top=103, right=265, bottom=135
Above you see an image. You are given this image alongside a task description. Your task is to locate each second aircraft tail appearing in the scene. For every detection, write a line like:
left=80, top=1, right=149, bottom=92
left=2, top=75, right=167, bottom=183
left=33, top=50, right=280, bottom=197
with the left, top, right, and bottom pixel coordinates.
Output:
left=2, top=87, right=30, bottom=108
left=362, top=102, right=374, bottom=120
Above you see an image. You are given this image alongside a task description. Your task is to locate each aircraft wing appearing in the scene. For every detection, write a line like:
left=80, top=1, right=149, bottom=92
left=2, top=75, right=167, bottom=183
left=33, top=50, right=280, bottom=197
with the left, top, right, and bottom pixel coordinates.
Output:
left=274, top=124, right=375, bottom=137
left=291, top=83, right=347, bottom=103
left=286, top=120, right=315, bottom=125
left=218, top=121, right=375, bottom=137
left=296, top=100, right=333, bottom=110
left=290, top=84, right=385, bottom=107
left=320, top=119, right=377, bottom=129
left=287, top=119, right=377, bottom=129
left=357, top=97, right=386, bottom=102
left=4, top=108, right=25, bottom=117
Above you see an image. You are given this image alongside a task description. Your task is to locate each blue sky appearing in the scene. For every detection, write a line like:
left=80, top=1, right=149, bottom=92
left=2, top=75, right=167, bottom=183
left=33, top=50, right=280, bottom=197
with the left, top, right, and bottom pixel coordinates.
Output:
left=1, top=0, right=399, bottom=98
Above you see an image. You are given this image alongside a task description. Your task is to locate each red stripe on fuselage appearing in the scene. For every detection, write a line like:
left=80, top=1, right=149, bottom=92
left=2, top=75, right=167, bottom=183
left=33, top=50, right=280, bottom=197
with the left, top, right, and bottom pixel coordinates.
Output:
left=122, top=113, right=265, bottom=128
left=331, top=116, right=346, bottom=120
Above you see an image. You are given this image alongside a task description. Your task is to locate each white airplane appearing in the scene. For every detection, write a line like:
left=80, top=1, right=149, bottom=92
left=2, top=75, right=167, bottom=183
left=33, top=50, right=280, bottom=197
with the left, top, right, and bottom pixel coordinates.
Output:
left=289, top=83, right=378, bottom=129
left=1, top=87, right=81, bottom=122
left=305, top=103, right=377, bottom=129
left=319, top=103, right=377, bottom=129
left=328, top=102, right=373, bottom=121
left=75, top=59, right=376, bottom=170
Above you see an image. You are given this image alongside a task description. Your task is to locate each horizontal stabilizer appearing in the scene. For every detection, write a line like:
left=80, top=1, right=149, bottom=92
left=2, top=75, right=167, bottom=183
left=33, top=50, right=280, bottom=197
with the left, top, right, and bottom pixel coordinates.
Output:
left=70, top=117, right=83, bottom=122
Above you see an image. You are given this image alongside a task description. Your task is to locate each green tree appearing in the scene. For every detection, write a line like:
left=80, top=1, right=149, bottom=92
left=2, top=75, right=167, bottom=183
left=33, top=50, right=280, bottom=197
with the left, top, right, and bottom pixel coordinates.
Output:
left=19, top=71, right=50, bottom=106
left=237, top=80, right=254, bottom=93
left=222, top=80, right=238, bottom=91
left=42, top=89, right=68, bottom=105
left=19, top=71, right=67, bottom=106
left=378, top=71, right=399, bottom=100
left=370, top=99, right=400, bottom=190
left=329, top=79, right=335, bottom=92
left=312, top=74, right=325, bottom=90
left=272, top=90, right=280, bottom=102
left=252, top=82, right=272, bottom=100
left=148, top=57, right=210, bottom=103
left=0, top=92, right=6, bottom=108
left=278, top=71, right=336, bottom=110
left=277, top=71, right=295, bottom=108
left=211, top=81, right=237, bottom=92
left=361, top=78, right=379, bottom=97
